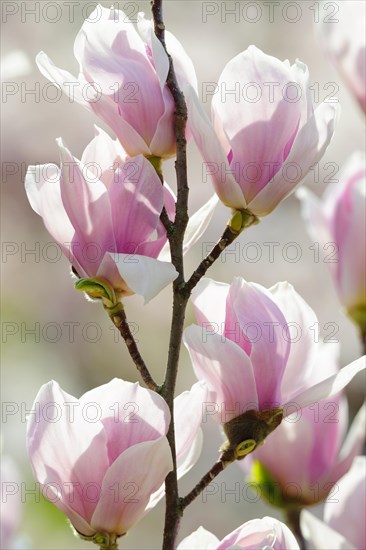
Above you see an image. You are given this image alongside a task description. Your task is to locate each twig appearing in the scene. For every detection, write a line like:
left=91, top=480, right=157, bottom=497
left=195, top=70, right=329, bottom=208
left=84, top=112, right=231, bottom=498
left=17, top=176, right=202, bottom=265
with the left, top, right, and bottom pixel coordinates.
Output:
left=185, top=226, right=240, bottom=294
left=151, top=0, right=190, bottom=548
left=106, top=303, right=160, bottom=392
left=180, top=459, right=229, bottom=510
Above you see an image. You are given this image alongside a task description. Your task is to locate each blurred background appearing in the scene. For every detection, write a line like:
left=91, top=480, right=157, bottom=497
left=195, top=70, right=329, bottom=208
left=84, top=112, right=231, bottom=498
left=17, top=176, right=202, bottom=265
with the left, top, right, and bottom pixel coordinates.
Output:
left=1, top=1, right=365, bottom=548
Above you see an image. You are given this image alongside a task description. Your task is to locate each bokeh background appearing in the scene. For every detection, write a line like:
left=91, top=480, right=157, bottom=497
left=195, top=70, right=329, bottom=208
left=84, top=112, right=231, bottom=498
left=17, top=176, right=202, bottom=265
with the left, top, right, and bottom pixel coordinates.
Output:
left=1, top=1, right=365, bottom=548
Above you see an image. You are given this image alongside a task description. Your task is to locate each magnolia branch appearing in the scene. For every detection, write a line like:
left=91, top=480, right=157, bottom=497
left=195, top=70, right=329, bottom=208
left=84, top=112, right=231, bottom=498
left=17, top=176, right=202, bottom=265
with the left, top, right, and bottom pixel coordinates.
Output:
left=180, top=459, right=229, bottom=510
left=151, top=1, right=190, bottom=548
left=185, top=226, right=241, bottom=294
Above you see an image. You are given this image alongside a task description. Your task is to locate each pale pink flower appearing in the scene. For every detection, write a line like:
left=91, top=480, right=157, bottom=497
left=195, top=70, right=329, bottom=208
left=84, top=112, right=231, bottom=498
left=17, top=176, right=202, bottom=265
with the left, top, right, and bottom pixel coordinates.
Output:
left=25, top=128, right=217, bottom=303
left=316, top=0, right=366, bottom=113
left=26, top=379, right=173, bottom=538
left=186, top=46, right=338, bottom=215
left=298, top=152, right=366, bottom=321
left=178, top=517, right=300, bottom=549
left=246, top=341, right=365, bottom=505
left=301, top=456, right=366, bottom=550
left=184, top=278, right=365, bottom=456
left=36, top=5, right=197, bottom=158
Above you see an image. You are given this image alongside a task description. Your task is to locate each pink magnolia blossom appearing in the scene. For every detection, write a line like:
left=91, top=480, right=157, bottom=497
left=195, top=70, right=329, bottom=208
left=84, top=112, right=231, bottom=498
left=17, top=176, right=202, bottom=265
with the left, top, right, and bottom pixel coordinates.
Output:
left=298, top=152, right=366, bottom=325
left=316, top=0, right=366, bottom=113
left=27, top=378, right=174, bottom=538
left=36, top=5, right=197, bottom=158
left=183, top=278, right=365, bottom=456
left=25, top=129, right=217, bottom=303
left=186, top=46, right=338, bottom=215
left=301, top=456, right=366, bottom=550
left=178, top=517, right=299, bottom=549
left=246, top=341, right=366, bottom=505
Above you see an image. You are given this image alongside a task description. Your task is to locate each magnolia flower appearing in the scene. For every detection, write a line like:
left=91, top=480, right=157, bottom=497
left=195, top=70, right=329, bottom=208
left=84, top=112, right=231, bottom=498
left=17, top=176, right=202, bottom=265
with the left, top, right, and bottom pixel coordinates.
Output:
left=298, top=152, right=366, bottom=332
left=186, top=45, right=338, bottom=216
left=316, top=0, right=366, bottom=113
left=25, top=128, right=217, bottom=303
left=27, top=379, right=174, bottom=540
left=301, top=456, right=366, bottom=550
left=177, top=517, right=300, bottom=549
left=184, top=278, right=365, bottom=461
left=36, top=5, right=197, bottom=158
left=246, top=342, right=366, bottom=506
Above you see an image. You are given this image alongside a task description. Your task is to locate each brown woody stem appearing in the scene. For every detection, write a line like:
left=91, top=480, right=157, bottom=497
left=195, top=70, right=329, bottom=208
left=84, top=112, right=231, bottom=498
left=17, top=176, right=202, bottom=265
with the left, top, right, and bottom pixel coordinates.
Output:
left=105, top=303, right=160, bottom=392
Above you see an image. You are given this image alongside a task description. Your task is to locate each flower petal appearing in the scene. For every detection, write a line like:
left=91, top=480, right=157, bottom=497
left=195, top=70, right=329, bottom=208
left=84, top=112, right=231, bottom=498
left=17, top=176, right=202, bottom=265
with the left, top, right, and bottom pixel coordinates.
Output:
left=178, top=526, right=219, bottom=549
left=107, top=155, right=164, bottom=251
left=90, top=438, right=172, bottom=535
left=248, top=102, right=338, bottom=216
left=183, top=194, right=219, bottom=256
left=212, top=46, right=303, bottom=203
left=183, top=325, right=258, bottom=422
left=99, top=252, right=178, bottom=302
left=25, top=163, right=75, bottom=252
left=26, top=381, right=109, bottom=532
left=270, top=282, right=320, bottom=402
left=57, top=139, right=116, bottom=276
left=287, top=356, right=366, bottom=412
left=80, top=379, right=170, bottom=465
left=231, top=278, right=290, bottom=408
left=301, top=510, right=356, bottom=550
left=191, top=278, right=230, bottom=329
left=185, top=85, right=246, bottom=209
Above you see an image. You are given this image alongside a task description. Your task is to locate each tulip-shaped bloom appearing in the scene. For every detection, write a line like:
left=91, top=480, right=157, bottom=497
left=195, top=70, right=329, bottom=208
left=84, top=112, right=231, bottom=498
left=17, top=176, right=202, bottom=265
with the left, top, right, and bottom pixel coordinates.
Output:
left=27, top=379, right=173, bottom=542
left=316, top=0, right=366, bottom=114
left=246, top=342, right=366, bottom=507
left=25, top=128, right=217, bottom=303
left=301, top=456, right=366, bottom=550
left=184, top=278, right=366, bottom=462
left=298, top=152, right=366, bottom=333
left=36, top=5, right=197, bottom=158
left=186, top=45, right=338, bottom=216
left=25, top=130, right=176, bottom=303
left=178, top=517, right=299, bottom=549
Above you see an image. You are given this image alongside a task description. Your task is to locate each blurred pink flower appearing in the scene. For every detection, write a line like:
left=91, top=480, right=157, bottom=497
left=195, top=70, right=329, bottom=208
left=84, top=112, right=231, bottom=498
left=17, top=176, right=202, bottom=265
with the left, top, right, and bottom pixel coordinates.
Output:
left=27, top=378, right=173, bottom=538
left=316, top=0, right=366, bottom=113
left=25, top=129, right=178, bottom=303
left=301, top=456, right=366, bottom=550
left=36, top=5, right=197, bottom=158
left=246, top=342, right=365, bottom=505
left=178, top=517, right=300, bottom=549
left=184, top=278, right=365, bottom=457
left=0, top=457, right=22, bottom=549
left=186, top=45, right=338, bottom=215
left=298, top=152, right=366, bottom=326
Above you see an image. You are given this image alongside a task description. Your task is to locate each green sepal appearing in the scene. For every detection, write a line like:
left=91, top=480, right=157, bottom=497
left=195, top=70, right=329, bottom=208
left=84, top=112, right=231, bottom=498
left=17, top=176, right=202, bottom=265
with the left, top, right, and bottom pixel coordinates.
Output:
left=76, top=530, right=120, bottom=550
left=250, top=459, right=285, bottom=508
left=348, top=303, right=366, bottom=338
left=146, top=155, right=163, bottom=178
left=228, top=209, right=259, bottom=234
left=74, top=277, right=117, bottom=308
